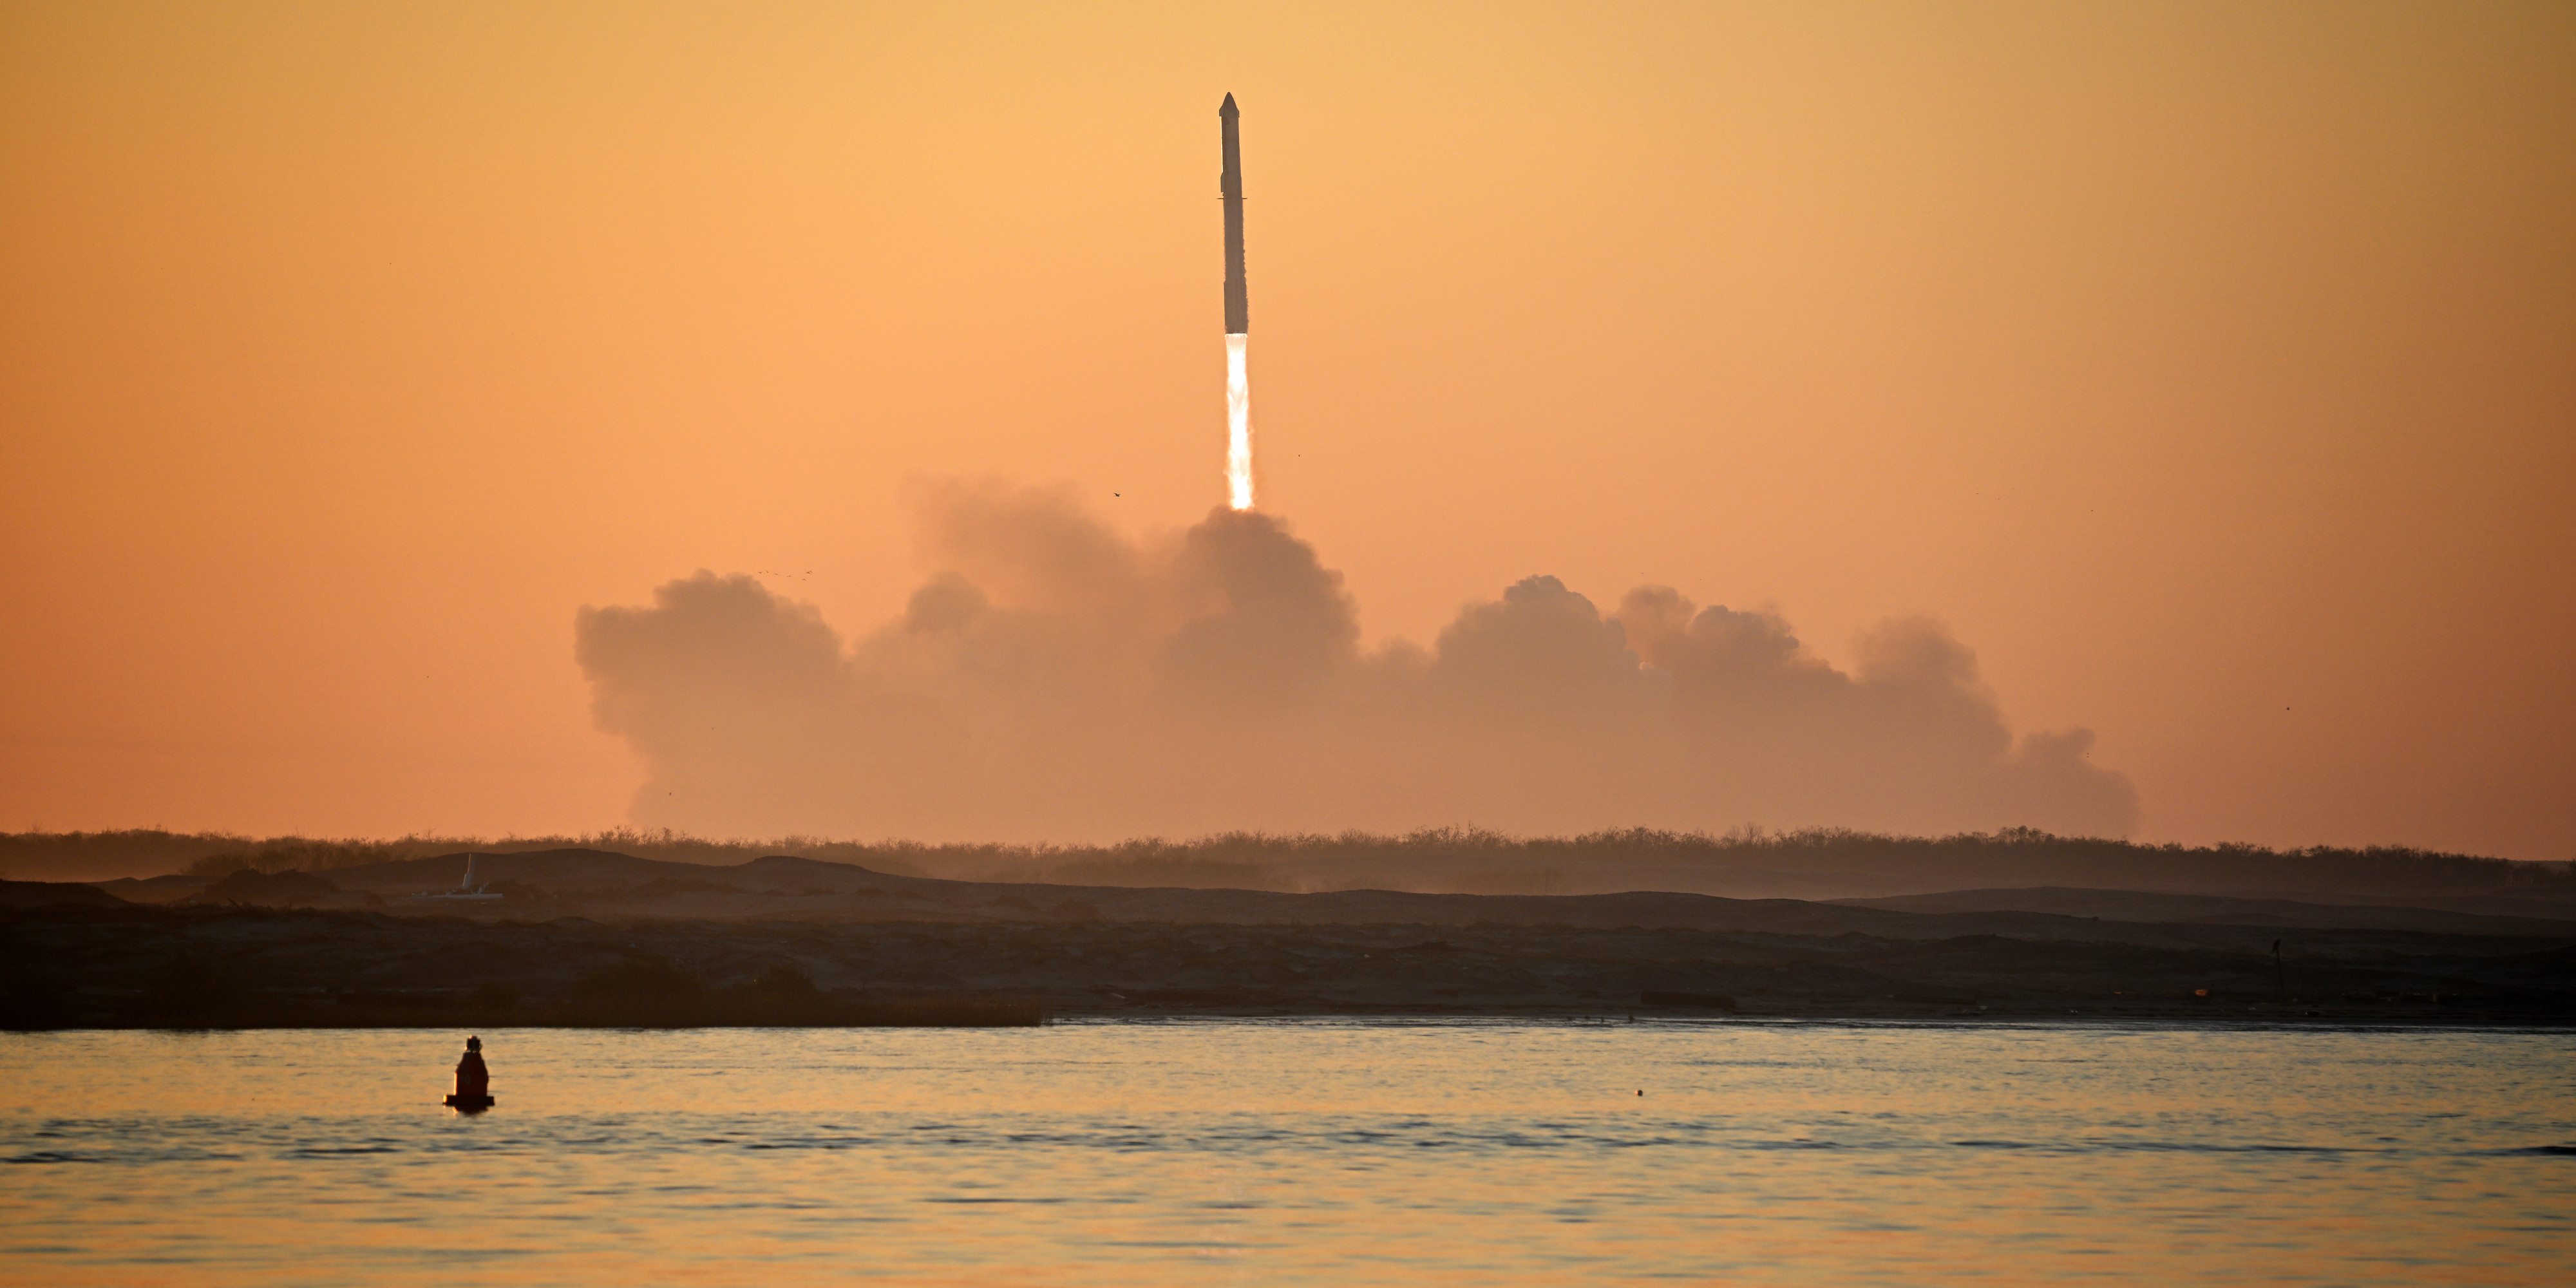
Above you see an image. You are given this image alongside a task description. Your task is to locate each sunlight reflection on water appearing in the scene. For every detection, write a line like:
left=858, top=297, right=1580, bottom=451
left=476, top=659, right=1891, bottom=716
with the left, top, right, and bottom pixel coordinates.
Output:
left=3, top=1021, right=2570, bottom=1285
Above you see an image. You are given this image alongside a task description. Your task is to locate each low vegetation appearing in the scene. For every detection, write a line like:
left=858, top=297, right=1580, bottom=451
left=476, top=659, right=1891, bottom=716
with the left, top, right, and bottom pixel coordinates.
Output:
left=3, top=824, right=2566, bottom=897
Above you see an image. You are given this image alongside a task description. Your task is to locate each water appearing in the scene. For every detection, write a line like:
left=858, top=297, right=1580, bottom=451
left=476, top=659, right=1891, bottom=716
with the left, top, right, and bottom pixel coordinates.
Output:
left=4, top=1021, right=2570, bottom=1285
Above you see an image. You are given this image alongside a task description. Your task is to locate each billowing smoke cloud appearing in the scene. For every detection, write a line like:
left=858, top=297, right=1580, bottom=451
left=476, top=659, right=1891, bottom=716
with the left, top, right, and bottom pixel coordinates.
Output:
left=576, top=483, right=2137, bottom=840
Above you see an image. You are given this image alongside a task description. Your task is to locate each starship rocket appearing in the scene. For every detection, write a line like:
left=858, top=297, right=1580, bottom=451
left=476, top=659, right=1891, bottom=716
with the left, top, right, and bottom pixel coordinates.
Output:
left=1220, top=93, right=1247, bottom=334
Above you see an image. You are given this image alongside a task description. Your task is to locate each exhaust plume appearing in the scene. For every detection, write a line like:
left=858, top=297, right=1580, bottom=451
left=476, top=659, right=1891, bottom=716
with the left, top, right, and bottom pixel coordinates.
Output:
left=576, top=484, right=2137, bottom=842
left=1225, top=334, right=1253, bottom=509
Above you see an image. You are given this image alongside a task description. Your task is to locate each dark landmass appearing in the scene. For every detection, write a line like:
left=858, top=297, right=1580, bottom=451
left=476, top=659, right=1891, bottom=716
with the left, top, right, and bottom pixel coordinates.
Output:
left=1834, top=887, right=2576, bottom=936
left=7, top=849, right=2569, bottom=1029
left=191, top=867, right=384, bottom=911
left=0, top=880, right=131, bottom=911
left=73, top=849, right=2575, bottom=944
left=11, top=826, right=2570, bottom=905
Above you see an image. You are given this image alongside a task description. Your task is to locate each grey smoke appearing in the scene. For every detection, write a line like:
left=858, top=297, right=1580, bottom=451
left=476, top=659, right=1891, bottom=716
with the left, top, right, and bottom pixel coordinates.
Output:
left=576, top=482, right=2137, bottom=840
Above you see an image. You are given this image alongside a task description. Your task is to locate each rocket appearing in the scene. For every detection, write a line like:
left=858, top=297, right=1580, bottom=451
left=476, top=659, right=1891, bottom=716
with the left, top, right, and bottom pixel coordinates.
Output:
left=1220, top=93, right=1247, bottom=335
left=1217, top=95, right=1255, bottom=509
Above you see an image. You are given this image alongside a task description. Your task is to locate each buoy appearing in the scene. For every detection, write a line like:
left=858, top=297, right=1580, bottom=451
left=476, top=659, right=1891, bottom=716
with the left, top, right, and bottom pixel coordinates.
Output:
left=444, top=1035, right=495, bottom=1112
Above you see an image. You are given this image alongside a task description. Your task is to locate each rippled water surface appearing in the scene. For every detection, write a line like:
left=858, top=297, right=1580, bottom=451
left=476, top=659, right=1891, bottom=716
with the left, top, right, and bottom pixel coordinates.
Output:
left=4, top=1022, right=2571, bottom=1284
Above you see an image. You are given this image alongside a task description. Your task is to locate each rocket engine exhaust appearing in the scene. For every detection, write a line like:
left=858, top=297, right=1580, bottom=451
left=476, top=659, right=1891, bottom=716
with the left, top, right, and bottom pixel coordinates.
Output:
left=1220, top=93, right=1253, bottom=511
left=1226, top=334, right=1253, bottom=511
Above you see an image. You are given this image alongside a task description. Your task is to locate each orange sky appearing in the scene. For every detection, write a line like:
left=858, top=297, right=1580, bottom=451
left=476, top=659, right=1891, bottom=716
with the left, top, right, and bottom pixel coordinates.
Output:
left=3, top=2, right=2569, bottom=857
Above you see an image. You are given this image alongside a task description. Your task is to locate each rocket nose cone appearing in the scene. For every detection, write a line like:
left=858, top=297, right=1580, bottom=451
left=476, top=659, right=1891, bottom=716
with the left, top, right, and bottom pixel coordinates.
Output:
left=1219, top=93, right=1238, bottom=116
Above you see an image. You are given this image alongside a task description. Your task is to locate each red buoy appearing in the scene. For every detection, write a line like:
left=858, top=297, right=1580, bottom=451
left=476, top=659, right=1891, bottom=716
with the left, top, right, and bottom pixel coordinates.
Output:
left=444, top=1035, right=495, bottom=1112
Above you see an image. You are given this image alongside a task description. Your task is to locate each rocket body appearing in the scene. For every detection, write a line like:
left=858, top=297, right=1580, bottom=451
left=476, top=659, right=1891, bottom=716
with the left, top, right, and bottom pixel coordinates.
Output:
left=1218, top=94, right=1253, bottom=509
left=1220, top=93, right=1247, bottom=334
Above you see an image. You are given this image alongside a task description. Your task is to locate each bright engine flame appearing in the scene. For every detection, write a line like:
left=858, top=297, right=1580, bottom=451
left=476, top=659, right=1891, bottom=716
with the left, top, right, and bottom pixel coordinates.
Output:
left=1224, top=332, right=1253, bottom=510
